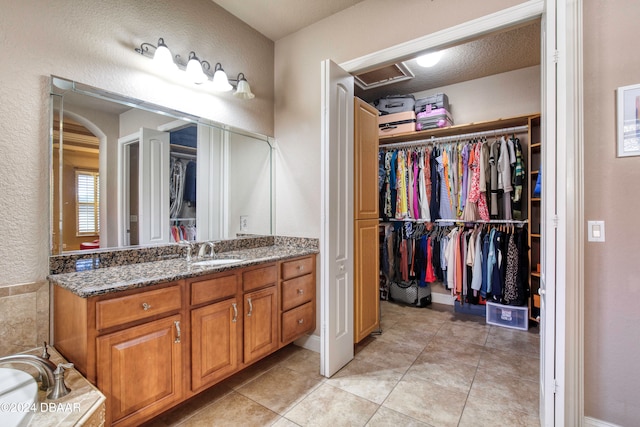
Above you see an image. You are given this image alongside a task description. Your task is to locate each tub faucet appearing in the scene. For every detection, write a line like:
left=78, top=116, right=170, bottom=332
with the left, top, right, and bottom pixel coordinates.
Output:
left=0, top=345, right=73, bottom=399
left=198, top=241, right=216, bottom=258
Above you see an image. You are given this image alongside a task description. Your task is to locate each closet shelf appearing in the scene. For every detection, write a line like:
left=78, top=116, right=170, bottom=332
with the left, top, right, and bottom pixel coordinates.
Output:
left=531, top=233, right=541, bottom=238
left=531, top=272, right=541, bottom=278
left=531, top=170, right=540, bottom=175
left=530, top=142, right=542, bottom=149
left=379, top=113, right=535, bottom=144
left=531, top=197, right=541, bottom=202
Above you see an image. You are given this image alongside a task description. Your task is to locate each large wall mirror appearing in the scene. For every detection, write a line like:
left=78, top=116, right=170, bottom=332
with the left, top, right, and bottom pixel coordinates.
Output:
left=50, top=76, right=274, bottom=254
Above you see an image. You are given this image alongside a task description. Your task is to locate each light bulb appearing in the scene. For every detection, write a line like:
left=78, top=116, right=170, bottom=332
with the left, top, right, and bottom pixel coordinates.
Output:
left=416, top=51, right=444, bottom=68
left=186, top=52, right=207, bottom=85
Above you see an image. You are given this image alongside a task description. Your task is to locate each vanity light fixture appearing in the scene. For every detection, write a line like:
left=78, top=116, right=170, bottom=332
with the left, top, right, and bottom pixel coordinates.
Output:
left=135, top=38, right=255, bottom=99
left=211, top=63, right=233, bottom=92
left=185, top=52, right=208, bottom=85
left=234, top=73, right=255, bottom=99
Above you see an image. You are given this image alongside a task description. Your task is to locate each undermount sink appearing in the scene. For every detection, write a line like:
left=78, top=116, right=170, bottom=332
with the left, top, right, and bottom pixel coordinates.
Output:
left=0, top=368, right=38, bottom=427
left=191, top=258, right=244, bottom=267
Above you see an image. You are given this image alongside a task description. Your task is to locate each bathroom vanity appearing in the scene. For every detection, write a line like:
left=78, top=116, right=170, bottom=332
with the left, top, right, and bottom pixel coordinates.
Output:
left=50, top=242, right=317, bottom=427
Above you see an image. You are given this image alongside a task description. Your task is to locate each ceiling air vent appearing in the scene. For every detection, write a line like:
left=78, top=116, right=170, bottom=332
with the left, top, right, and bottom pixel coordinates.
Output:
left=354, top=62, right=414, bottom=90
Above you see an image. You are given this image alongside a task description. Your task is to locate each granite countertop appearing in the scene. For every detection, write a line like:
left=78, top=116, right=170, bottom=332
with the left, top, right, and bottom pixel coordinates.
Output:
left=48, top=244, right=318, bottom=298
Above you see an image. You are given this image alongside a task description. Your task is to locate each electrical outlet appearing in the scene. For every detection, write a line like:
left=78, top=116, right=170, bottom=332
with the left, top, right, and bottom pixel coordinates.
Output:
left=240, top=215, right=248, bottom=232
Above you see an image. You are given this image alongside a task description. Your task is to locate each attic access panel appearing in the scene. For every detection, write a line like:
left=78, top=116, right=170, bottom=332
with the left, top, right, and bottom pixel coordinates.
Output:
left=354, top=62, right=414, bottom=90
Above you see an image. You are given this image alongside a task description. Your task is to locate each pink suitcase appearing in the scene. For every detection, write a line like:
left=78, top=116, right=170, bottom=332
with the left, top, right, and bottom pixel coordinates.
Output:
left=416, top=108, right=453, bottom=130
left=378, top=111, right=416, bottom=137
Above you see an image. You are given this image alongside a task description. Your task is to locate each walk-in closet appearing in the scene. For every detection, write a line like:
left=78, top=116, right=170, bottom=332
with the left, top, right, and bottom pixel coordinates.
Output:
left=353, top=19, right=542, bottom=352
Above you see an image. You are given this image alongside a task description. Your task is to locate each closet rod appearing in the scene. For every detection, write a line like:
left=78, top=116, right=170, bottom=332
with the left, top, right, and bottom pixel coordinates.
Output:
left=171, top=152, right=197, bottom=160
left=381, top=218, right=528, bottom=224
left=380, top=124, right=529, bottom=150
left=434, top=218, right=528, bottom=224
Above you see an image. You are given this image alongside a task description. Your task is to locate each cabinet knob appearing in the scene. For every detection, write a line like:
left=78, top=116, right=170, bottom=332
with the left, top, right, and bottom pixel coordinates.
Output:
left=298, top=319, right=304, bottom=324
left=297, top=289, right=304, bottom=295
left=298, top=265, right=304, bottom=271
left=142, top=302, right=151, bottom=311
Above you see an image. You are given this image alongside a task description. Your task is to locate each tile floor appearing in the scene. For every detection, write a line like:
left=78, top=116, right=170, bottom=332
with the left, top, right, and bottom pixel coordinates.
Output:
left=144, top=300, right=540, bottom=427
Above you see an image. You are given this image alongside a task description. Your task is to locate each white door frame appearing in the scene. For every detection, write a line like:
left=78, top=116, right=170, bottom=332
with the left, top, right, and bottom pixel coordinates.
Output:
left=325, top=0, right=584, bottom=424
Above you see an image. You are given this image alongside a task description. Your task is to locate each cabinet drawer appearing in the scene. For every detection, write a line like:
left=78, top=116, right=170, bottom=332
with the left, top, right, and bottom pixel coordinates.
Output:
left=96, top=285, right=182, bottom=330
left=242, top=264, right=277, bottom=292
left=281, top=256, right=314, bottom=280
left=281, top=274, right=313, bottom=311
left=190, top=273, right=238, bottom=306
left=281, top=302, right=314, bottom=344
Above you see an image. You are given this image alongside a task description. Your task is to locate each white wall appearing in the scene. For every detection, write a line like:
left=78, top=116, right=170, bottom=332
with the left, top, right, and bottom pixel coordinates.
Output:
left=0, top=0, right=273, bottom=287
left=273, top=0, right=526, bottom=238
left=412, top=65, right=541, bottom=125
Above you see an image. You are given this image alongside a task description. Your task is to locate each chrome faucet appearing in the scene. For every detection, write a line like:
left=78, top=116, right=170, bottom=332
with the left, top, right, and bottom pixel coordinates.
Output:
left=0, top=343, right=73, bottom=399
left=198, top=241, right=216, bottom=258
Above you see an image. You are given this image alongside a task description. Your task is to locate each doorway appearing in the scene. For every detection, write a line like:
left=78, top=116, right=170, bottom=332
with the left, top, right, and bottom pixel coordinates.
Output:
left=321, top=1, right=584, bottom=425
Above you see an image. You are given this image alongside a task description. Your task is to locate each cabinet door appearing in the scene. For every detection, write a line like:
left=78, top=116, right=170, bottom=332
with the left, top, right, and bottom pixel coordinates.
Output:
left=354, top=218, right=380, bottom=343
left=191, top=298, right=239, bottom=391
left=97, top=315, right=183, bottom=426
left=354, top=97, right=380, bottom=220
left=243, top=286, right=278, bottom=364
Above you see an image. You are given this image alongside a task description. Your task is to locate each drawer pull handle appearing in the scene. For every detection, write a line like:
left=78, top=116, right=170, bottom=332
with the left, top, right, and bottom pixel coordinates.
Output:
left=297, top=289, right=304, bottom=295
left=298, top=319, right=304, bottom=324
left=297, top=266, right=304, bottom=271
left=232, top=303, right=238, bottom=323
left=174, top=321, right=181, bottom=343
left=247, top=298, right=253, bottom=317
left=142, top=302, right=151, bottom=311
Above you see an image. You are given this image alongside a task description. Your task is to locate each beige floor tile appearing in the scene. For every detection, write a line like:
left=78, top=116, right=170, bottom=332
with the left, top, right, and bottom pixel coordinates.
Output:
left=419, top=335, right=485, bottom=367
left=485, top=325, right=540, bottom=356
left=272, top=416, right=303, bottom=427
left=382, top=378, right=468, bottom=427
left=236, top=365, right=324, bottom=414
left=179, top=391, right=280, bottom=427
left=327, top=358, right=404, bottom=404
left=354, top=338, right=422, bottom=371
left=479, top=346, right=540, bottom=382
left=145, top=383, right=233, bottom=426
left=279, top=347, right=322, bottom=376
left=366, top=406, right=434, bottom=427
left=436, top=321, right=490, bottom=346
left=459, top=395, right=540, bottom=426
left=283, top=383, right=379, bottom=426
left=406, top=355, right=477, bottom=393
left=468, top=370, right=539, bottom=416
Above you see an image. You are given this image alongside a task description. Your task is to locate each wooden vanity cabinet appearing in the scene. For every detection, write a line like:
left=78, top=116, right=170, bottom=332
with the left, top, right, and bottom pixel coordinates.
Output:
left=242, top=264, right=279, bottom=364
left=53, top=255, right=316, bottom=427
left=279, top=256, right=316, bottom=345
left=188, top=272, right=241, bottom=393
left=93, top=281, right=184, bottom=427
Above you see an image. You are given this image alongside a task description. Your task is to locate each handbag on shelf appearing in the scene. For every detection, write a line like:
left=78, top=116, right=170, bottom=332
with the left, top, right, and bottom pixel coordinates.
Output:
left=389, top=280, right=432, bottom=307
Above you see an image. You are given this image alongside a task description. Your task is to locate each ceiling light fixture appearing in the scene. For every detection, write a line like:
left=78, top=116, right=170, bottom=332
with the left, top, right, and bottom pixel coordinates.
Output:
left=135, top=38, right=255, bottom=99
left=416, top=51, right=444, bottom=68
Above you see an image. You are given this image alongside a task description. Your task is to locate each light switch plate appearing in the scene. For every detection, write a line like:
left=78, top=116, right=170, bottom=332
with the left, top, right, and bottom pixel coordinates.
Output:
left=240, top=215, right=248, bottom=232
left=587, top=220, right=605, bottom=242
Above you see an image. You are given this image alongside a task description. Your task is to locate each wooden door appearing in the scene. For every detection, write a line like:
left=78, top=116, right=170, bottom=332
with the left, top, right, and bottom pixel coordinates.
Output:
left=354, top=218, right=380, bottom=343
left=97, top=315, right=183, bottom=426
left=354, top=97, right=380, bottom=220
left=243, top=286, right=278, bottom=364
left=191, top=298, right=239, bottom=391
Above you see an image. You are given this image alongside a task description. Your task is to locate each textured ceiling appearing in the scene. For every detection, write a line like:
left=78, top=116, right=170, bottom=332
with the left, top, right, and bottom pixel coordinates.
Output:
left=355, top=20, right=541, bottom=102
left=212, top=0, right=541, bottom=102
left=212, top=0, right=365, bottom=41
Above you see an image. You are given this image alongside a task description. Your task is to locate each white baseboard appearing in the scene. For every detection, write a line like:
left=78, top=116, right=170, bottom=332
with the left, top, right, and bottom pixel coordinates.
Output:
left=294, top=333, right=320, bottom=353
left=584, top=416, right=623, bottom=427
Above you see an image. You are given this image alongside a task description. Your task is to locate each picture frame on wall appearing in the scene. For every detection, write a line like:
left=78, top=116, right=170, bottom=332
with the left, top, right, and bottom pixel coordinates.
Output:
left=616, top=83, right=640, bottom=157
